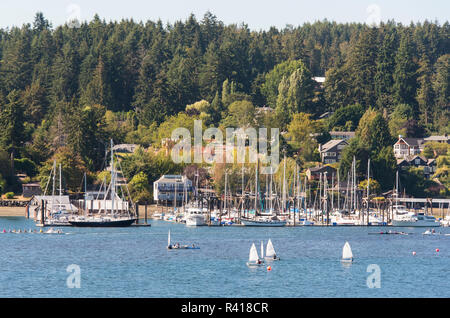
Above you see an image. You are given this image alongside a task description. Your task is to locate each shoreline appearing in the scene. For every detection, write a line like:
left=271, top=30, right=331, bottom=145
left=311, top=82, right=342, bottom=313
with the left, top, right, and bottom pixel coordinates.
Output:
left=0, top=207, right=26, bottom=217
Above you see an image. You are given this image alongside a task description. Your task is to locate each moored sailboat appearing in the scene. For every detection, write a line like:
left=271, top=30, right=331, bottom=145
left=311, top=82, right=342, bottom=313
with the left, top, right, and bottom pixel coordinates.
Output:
left=69, top=140, right=136, bottom=227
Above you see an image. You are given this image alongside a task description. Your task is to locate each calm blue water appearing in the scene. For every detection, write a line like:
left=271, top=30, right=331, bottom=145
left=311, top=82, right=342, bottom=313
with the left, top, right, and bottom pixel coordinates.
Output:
left=0, top=217, right=449, bottom=298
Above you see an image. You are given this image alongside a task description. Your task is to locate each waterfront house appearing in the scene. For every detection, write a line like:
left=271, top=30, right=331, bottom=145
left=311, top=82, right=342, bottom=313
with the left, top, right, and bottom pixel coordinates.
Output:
left=393, top=135, right=425, bottom=159
left=153, top=175, right=193, bottom=204
left=306, top=165, right=337, bottom=181
left=22, top=183, right=42, bottom=198
left=393, top=135, right=448, bottom=159
left=319, top=139, right=349, bottom=164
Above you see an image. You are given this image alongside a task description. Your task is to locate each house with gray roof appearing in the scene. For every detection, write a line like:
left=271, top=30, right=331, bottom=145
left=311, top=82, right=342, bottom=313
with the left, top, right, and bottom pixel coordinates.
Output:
left=319, top=139, right=349, bottom=164
left=393, top=135, right=425, bottom=159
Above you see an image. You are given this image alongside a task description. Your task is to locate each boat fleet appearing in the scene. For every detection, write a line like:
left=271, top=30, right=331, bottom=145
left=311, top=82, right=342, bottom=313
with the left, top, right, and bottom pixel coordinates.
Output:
left=26, top=141, right=447, bottom=229
left=156, top=157, right=446, bottom=228
left=246, top=239, right=280, bottom=267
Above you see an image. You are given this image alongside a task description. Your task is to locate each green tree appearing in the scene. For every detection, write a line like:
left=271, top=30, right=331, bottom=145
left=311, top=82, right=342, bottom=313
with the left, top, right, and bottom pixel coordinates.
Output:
left=356, top=108, right=393, bottom=153
left=128, top=171, right=152, bottom=203
left=261, top=59, right=305, bottom=108
left=393, top=30, right=418, bottom=108
left=38, top=147, right=87, bottom=192
left=416, top=54, right=435, bottom=126
left=221, top=100, right=256, bottom=128
left=327, top=104, right=364, bottom=131
left=0, top=90, right=25, bottom=155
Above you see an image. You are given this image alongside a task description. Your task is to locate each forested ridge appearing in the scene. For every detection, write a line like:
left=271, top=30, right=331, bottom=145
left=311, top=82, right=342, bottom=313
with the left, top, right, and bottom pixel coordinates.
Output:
left=0, top=12, right=448, bottom=198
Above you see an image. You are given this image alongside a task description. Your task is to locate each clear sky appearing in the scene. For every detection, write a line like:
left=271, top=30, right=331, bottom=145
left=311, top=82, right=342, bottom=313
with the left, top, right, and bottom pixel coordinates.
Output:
left=0, top=0, right=448, bottom=30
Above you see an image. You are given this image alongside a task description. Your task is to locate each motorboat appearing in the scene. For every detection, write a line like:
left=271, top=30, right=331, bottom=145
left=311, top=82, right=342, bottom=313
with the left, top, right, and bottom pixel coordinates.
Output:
left=185, top=207, right=207, bottom=226
left=392, top=210, right=441, bottom=227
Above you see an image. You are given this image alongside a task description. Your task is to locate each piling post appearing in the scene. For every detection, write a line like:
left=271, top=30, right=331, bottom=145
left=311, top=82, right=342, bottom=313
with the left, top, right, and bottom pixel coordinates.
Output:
left=135, top=203, right=139, bottom=224
left=40, top=199, right=45, bottom=226
left=145, top=203, right=148, bottom=224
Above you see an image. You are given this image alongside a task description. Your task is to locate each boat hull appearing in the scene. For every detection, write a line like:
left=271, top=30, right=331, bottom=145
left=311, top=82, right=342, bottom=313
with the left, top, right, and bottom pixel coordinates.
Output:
left=391, top=220, right=441, bottom=227
left=241, top=219, right=286, bottom=227
left=185, top=216, right=206, bottom=226
left=246, top=262, right=265, bottom=267
left=69, top=218, right=136, bottom=227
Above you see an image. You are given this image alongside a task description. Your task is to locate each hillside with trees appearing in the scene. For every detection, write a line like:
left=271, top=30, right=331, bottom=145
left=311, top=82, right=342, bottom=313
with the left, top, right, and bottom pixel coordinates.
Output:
left=0, top=12, right=448, bottom=199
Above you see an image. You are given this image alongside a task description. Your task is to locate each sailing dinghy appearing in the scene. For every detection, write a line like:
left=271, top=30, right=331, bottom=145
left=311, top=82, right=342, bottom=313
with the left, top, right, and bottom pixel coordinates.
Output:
left=341, top=241, right=353, bottom=263
left=247, top=243, right=264, bottom=267
left=265, top=239, right=280, bottom=261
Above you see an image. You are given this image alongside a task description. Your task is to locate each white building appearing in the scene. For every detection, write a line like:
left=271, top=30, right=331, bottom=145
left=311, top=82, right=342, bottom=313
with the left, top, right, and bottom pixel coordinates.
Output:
left=153, top=175, right=193, bottom=203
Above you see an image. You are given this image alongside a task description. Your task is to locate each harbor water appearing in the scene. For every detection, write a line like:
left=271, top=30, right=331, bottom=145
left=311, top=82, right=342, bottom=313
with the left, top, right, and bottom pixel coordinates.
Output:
left=0, top=217, right=449, bottom=297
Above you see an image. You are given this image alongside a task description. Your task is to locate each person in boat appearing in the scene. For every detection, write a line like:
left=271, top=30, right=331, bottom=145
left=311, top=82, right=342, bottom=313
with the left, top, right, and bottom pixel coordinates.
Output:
left=167, top=244, right=173, bottom=249
left=257, top=259, right=262, bottom=265
left=174, top=243, right=180, bottom=249
left=431, top=228, right=435, bottom=234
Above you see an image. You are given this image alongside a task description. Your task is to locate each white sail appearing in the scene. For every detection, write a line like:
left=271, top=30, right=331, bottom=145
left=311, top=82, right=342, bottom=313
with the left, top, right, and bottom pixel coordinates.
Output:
left=260, top=241, right=264, bottom=259
left=342, top=241, right=353, bottom=260
left=249, top=243, right=259, bottom=262
left=266, top=239, right=276, bottom=258
left=168, top=230, right=171, bottom=246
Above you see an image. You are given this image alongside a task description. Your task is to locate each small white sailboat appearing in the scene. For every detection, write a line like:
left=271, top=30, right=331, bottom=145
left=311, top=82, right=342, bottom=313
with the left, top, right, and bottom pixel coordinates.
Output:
left=341, top=241, right=353, bottom=263
left=167, top=229, right=171, bottom=248
left=265, top=239, right=280, bottom=261
left=246, top=243, right=264, bottom=267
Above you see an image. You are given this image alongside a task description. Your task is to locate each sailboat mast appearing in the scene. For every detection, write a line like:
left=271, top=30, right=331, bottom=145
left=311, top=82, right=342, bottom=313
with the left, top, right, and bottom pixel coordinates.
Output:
left=395, top=170, right=399, bottom=207
left=331, top=172, right=334, bottom=212
left=241, top=165, right=244, bottom=215
left=282, top=154, right=286, bottom=214
left=111, top=139, right=115, bottom=215
left=366, top=158, right=370, bottom=225
left=84, top=172, right=87, bottom=216
left=58, top=163, right=62, bottom=212
left=51, top=160, right=56, bottom=216
left=224, top=169, right=228, bottom=213
left=337, top=169, right=340, bottom=211
left=254, top=160, right=258, bottom=214
left=174, top=177, right=177, bottom=212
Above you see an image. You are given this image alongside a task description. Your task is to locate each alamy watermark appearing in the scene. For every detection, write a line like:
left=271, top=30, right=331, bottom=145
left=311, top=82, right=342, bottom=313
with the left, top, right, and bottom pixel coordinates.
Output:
left=366, top=264, right=381, bottom=288
left=170, top=120, right=280, bottom=174
left=66, top=264, right=81, bottom=288
left=66, top=3, right=81, bottom=28
left=366, top=4, right=381, bottom=26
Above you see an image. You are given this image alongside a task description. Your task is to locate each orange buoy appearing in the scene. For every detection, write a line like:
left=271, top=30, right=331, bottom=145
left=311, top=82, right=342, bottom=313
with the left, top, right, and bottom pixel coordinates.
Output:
left=412, top=251, right=416, bottom=256
left=436, top=248, right=440, bottom=252
left=267, top=266, right=272, bottom=271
